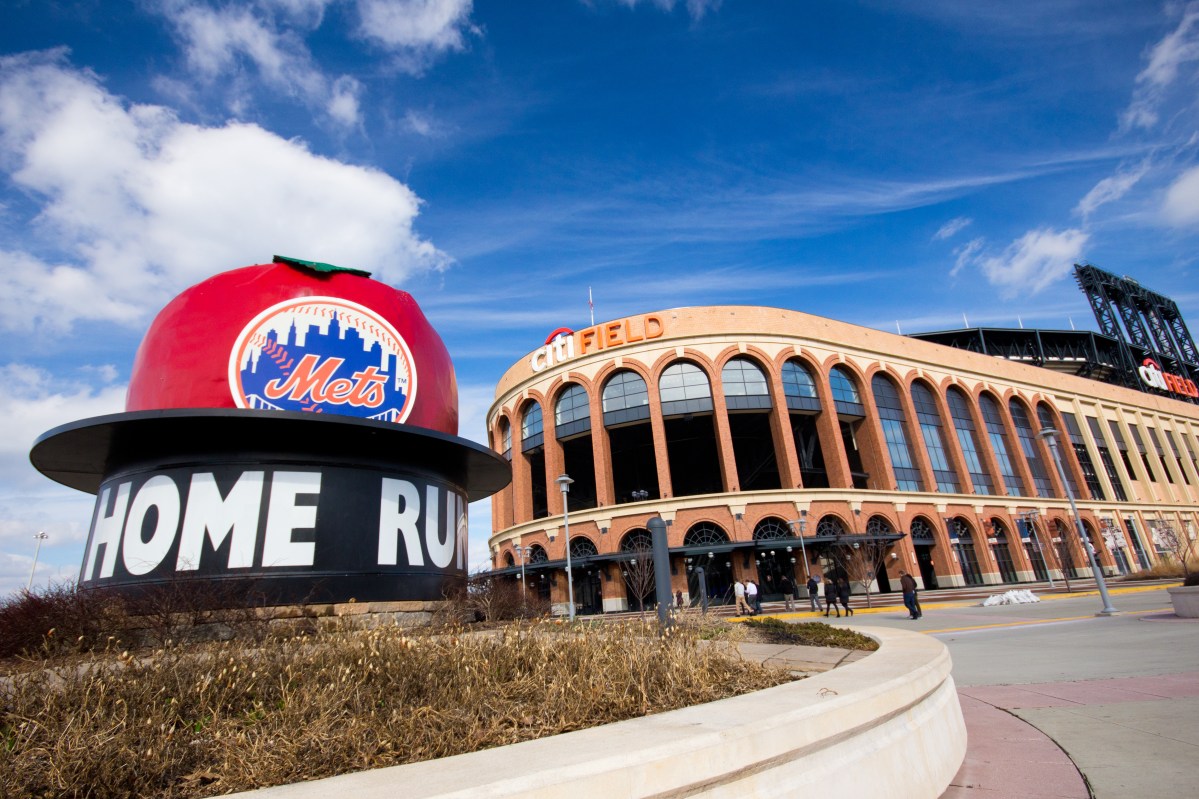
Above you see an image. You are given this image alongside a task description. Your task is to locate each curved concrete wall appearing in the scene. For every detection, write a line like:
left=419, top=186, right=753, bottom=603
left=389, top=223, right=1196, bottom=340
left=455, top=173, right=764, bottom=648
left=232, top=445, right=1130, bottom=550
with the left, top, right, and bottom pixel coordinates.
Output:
left=235, top=627, right=966, bottom=799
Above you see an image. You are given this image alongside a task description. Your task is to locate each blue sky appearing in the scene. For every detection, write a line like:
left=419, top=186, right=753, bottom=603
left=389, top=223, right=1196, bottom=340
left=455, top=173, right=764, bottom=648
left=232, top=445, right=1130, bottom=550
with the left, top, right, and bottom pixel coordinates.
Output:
left=2, top=0, right=1198, bottom=596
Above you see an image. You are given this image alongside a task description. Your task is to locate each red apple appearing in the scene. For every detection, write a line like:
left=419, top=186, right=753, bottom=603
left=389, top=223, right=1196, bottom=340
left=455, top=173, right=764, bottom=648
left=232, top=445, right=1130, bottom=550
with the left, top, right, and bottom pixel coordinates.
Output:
left=125, top=257, right=458, bottom=435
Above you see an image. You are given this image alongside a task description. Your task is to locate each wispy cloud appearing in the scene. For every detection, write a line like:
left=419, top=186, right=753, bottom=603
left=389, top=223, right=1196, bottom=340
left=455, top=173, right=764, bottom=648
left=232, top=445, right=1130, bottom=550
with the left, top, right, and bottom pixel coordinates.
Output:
left=1075, top=161, right=1150, bottom=219
left=933, top=216, right=972, bottom=240
left=160, top=0, right=363, bottom=126
left=1122, top=2, right=1199, bottom=131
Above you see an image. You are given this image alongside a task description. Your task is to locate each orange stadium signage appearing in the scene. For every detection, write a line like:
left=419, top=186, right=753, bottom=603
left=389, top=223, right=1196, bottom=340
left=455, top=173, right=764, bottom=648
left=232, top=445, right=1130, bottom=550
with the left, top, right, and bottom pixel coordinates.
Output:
left=530, top=314, right=665, bottom=372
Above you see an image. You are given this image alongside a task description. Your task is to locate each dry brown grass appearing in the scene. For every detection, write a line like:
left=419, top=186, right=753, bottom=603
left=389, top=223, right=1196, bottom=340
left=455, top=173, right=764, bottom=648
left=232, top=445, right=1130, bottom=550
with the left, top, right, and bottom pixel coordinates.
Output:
left=1115, top=556, right=1198, bottom=582
left=0, top=620, right=792, bottom=798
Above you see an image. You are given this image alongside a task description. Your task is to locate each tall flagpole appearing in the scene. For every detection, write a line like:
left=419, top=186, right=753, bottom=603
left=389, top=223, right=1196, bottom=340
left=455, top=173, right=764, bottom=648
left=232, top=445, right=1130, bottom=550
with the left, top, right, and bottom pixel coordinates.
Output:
left=588, top=287, right=594, bottom=326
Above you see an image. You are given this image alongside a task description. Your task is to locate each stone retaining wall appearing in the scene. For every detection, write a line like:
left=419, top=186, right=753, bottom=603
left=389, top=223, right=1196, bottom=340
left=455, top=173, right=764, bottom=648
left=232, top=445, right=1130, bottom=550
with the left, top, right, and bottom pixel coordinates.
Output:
left=233, top=626, right=965, bottom=798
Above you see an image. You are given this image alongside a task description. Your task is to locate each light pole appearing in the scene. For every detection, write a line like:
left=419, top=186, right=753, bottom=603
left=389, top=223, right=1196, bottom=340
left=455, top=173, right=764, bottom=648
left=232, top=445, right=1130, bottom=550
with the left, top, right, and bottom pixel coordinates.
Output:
left=557, top=474, right=576, bottom=622
left=1018, top=510, right=1054, bottom=588
left=513, top=543, right=528, bottom=607
left=1038, top=428, right=1117, bottom=615
left=786, top=518, right=810, bottom=580
left=27, top=531, right=48, bottom=590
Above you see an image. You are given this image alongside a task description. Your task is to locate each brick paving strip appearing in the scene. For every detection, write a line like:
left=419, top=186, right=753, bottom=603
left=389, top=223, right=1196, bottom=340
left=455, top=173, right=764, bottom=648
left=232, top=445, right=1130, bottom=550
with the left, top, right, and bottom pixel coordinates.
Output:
left=945, top=672, right=1199, bottom=799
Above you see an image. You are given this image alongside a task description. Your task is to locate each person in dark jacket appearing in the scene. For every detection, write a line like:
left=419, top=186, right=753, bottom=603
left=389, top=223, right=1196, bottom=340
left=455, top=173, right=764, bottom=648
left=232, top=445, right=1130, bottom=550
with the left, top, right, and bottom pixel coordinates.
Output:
left=823, top=576, right=839, bottom=617
left=900, top=570, right=921, bottom=619
left=836, top=576, right=854, bottom=616
left=779, top=575, right=794, bottom=612
left=807, top=574, right=823, bottom=613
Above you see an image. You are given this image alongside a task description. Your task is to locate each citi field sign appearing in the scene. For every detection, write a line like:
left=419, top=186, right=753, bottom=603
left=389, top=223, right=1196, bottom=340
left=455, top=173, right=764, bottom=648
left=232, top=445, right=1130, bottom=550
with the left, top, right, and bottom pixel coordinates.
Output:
left=32, top=257, right=510, bottom=604
left=530, top=314, right=666, bottom=372
left=1138, top=358, right=1199, bottom=399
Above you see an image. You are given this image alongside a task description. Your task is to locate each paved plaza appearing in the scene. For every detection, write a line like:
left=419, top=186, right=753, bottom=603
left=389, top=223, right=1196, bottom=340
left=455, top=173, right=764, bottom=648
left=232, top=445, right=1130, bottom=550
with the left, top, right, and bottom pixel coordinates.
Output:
left=805, top=584, right=1198, bottom=799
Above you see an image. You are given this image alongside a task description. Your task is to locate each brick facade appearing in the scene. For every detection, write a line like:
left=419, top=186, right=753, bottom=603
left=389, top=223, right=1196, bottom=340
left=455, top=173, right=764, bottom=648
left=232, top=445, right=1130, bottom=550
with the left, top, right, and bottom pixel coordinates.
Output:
left=488, top=307, right=1199, bottom=612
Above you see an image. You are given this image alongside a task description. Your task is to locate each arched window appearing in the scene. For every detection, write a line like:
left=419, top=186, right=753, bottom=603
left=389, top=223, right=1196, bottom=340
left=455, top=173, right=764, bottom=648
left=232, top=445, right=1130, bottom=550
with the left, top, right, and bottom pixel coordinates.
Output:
left=829, top=366, right=863, bottom=415
left=910, top=517, right=935, bottom=543
left=521, top=401, right=544, bottom=451
left=911, top=382, right=959, bottom=493
left=555, top=384, right=591, bottom=439
left=782, top=359, right=827, bottom=487
left=527, top=545, right=548, bottom=564
left=520, top=400, right=548, bottom=519
left=684, top=522, right=730, bottom=547
left=570, top=537, right=598, bottom=558
left=753, top=518, right=793, bottom=540
left=1009, top=399, right=1053, bottom=498
left=620, top=529, right=653, bottom=553
left=829, top=366, right=868, bottom=488
left=946, top=387, right=993, bottom=494
left=872, top=374, right=925, bottom=492
left=659, top=361, right=714, bottom=416
left=817, top=515, right=847, bottom=537
left=601, top=370, right=650, bottom=426
left=504, top=551, right=515, bottom=567
left=979, top=394, right=1024, bottom=496
left=722, top=357, right=771, bottom=410
left=950, top=517, right=983, bottom=585
left=781, top=359, right=820, bottom=410
left=989, top=518, right=1017, bottom=582
left=866, top=515, right=895, bottom=536
left=499, top=418, right=512, bottom=461
left=1043, top=405, right=1087, bottom=497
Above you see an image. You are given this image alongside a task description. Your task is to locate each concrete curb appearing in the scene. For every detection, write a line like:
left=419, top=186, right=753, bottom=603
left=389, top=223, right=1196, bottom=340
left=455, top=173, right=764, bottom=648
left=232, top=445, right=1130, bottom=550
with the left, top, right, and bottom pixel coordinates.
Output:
left=232, top=627, right=965, bottom=799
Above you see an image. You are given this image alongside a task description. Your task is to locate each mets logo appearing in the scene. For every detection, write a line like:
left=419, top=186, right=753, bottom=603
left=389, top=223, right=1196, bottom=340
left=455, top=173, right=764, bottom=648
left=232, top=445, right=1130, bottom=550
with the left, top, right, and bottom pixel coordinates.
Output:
left=228, top=297, right=416, bottom=423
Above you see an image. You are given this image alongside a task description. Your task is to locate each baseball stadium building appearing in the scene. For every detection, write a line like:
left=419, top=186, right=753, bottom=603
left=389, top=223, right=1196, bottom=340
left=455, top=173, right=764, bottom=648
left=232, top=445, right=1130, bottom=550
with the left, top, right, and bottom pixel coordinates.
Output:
left=485, top=272, right=1199, bottom=613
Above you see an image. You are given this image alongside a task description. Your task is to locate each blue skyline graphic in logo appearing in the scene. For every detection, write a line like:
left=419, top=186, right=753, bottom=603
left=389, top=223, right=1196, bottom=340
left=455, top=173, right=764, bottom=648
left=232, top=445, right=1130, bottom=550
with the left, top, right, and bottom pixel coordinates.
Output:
left=239, top=310, right=410, bottom=421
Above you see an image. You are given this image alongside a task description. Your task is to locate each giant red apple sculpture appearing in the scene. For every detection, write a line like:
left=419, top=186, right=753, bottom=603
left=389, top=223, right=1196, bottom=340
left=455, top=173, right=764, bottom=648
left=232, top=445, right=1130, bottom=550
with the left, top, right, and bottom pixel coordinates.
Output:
left=31, top=256, right=509, bottom=607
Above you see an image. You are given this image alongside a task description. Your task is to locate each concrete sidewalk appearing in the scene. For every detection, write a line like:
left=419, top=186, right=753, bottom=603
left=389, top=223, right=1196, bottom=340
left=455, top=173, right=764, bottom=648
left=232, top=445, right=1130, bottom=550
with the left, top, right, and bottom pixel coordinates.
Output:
left=953, top=671, right=1199, bottom=798
left=783, top=584, right=1197, bottom=799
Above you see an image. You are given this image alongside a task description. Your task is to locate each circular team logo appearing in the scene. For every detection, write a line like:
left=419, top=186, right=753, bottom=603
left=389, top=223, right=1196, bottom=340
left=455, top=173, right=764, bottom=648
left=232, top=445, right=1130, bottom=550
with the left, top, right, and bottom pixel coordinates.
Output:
left=229, top=297, right=417, bottom=423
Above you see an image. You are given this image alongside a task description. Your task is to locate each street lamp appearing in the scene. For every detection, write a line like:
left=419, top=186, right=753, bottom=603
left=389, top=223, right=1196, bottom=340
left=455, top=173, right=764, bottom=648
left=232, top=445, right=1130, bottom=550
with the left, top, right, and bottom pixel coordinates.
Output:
left=513, top=543, right=528, bottom=606
left=557, top=474, right=576, bottom=622
left=1038, top=428, right=1117, bottom=615
left=27, top=531, right=48, bottom=590
left=786, top=518, right=810, bottom=579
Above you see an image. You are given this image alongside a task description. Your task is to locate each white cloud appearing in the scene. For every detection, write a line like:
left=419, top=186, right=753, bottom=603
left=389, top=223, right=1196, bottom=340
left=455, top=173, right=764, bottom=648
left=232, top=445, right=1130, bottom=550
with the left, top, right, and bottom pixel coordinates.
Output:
left=933, top=216, right=972, bottom=240
left=404, top=109, right=443, bottom=137
left=614, top=0, right=723, bottom=19
left=0, top=361, right=126, bottom=598
left=0, top=364, right=126, bottom=484
left=163, top=0, right=360, bottom=126
left=1074, top=162, right=1149, bottom=219
left=976, top=228, right=1089, bottom=297
left=356, top=0, right=477, bottom=68
left=1122, top=2, right=1199, bottom=131
left=949, top=236, right=983, bottom=277
left=1161, top=164, right=1199, bottom=226
left=0, top=51, right=450, bottom=332
left=327, top=75, right=364, bottom=127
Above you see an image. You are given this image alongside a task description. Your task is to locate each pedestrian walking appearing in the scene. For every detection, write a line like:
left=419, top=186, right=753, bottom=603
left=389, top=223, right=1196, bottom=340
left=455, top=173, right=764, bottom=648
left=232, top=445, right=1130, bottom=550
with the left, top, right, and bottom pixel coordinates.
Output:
left=823, top=576, right=839, bottom=617
left=780, top=574, right=795, bottom=612
left=900, top=570, right=921, bottom=619
left=746, top=579, right=761, bottom=615
left=734, top=578, right=750, bottom=615
left=807, top=574, right=823, bottom=612
left=836, top=576, right=854, bottom=616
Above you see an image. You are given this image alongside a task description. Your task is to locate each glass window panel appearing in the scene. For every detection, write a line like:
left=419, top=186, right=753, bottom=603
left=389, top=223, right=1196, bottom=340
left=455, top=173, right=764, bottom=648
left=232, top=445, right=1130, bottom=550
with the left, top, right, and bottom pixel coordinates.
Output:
left=782, top=360, right=819, bottom=399
left=602, top=370, right=649, bottom=412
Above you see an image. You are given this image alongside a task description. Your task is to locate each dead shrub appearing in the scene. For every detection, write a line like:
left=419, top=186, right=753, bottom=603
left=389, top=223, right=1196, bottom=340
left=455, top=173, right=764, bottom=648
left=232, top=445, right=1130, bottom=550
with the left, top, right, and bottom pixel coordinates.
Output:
left=0, top=620, right=791, bottom=798
left=0, top=582, right=127, bottom=658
